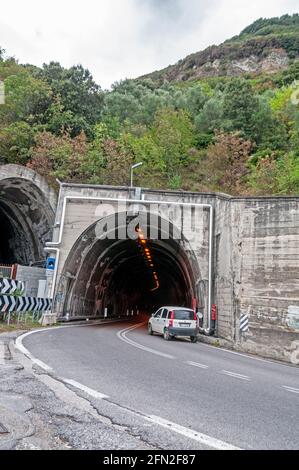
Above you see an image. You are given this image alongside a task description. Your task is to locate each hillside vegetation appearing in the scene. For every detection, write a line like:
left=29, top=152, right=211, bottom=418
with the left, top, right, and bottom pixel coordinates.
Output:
left=0, top=14, right=299, bottom=196
left=142, top=14, right=299, bottom=83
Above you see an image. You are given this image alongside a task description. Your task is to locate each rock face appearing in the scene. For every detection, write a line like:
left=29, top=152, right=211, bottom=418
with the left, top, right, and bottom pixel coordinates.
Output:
left=174, top=49, right=291, bottom=81
left=140, top=14, right=299, bottom=83
left=143, top=45, right=296, bottom=83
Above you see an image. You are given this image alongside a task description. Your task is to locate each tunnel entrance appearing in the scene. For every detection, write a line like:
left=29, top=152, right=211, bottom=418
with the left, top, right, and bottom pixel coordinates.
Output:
left=58, top=212, right=203, bottom=319
left=0, top=177, right=55, bottom=265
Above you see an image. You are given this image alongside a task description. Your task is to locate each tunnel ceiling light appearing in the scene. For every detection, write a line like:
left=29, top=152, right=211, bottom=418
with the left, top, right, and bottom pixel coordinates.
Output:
left=151, top=281, right=160, bottom=292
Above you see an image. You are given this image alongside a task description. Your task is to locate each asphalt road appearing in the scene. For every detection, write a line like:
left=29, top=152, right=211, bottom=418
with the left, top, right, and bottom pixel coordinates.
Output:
left=22, top=320, right=299, bottom=450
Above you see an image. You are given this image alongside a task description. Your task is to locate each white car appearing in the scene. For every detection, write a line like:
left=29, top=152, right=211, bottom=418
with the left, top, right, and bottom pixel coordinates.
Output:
left=148, top=306, right=199, bottom=343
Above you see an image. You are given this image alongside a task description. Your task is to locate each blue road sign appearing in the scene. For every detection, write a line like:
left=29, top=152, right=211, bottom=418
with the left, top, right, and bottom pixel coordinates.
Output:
left=46, top=258, right=56, bottom=270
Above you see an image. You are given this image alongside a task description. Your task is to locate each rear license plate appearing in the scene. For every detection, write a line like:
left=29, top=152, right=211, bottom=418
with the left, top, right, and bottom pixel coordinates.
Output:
left=179, top=322, right=191, bottom=327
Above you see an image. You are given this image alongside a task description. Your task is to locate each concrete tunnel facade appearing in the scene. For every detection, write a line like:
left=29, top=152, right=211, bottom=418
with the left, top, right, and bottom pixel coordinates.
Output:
left=1, top=165, right=299, bottom=363
left=57, top=212, right=204, bottom=319
left=48, top=185, right=211, bottom=320
left=47, top=182, right=299, bottom=363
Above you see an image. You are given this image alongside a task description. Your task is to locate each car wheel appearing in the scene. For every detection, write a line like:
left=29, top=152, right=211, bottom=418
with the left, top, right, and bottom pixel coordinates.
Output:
left=148, top=324, right=153, bottom=335
left=190, top=336, right=198, bottom=343
left=164, top=328, right=171, bottom=341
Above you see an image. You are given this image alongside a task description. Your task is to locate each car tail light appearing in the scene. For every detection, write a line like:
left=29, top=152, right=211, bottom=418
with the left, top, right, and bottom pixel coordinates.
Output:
left=169, top=311, right=174, bottom=327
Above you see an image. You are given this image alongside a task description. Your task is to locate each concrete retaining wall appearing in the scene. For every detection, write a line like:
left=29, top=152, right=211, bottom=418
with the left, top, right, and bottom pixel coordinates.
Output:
left=16, top=265, right=47, bottom=297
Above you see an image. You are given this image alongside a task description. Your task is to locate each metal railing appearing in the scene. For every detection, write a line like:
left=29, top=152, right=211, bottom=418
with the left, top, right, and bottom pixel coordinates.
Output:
left=0, top=264, right=17, bottom=279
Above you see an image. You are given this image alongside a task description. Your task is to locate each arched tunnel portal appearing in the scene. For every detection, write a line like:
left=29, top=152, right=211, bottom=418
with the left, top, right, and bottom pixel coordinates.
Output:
left=0, top=165, right=56, bottom=265
left=58, top=212, right=204, bottom=319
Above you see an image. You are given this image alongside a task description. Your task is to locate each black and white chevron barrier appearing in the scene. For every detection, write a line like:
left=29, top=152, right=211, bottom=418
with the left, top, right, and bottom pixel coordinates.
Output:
left=240, top=313, right=249, bottom=333
left=0, top=278, right=25, bottom=295
left=0, top=295, right=52, bottom=313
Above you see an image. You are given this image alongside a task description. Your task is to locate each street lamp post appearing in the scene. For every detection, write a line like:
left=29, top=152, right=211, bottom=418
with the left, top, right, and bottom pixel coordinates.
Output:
left=130, top=162, right=143, bottom=188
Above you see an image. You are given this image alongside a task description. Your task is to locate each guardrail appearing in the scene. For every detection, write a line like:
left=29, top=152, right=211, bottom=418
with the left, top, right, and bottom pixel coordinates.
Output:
left=0, top=294, right=52, bottom=325
left=0, top=278, right=25, bottom=295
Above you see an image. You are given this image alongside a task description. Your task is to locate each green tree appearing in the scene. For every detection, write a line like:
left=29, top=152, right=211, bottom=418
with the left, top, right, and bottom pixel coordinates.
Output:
left=0, top=121, right=36, bottom=165
left=223, top=78, right=258, bottom=139
left=150, top=108, right=195, bottom=177
left=0, top=71, right=52, bottom=125
left=39, top=62, right=104, bottom=129
left=249, top=152, right=299, bottom=195
left=252, top=95, right=288, bottom=150
left=204, top=132, right=253, bottom=194
left=46, top=99, right=93, bottom=138
left=27, top=131, right=88, bottom=184
left=121, top=131, right=164, bottom=171
left=184, top=84, right=208, bottom=117
left=195, top=93, right=226, bottom=134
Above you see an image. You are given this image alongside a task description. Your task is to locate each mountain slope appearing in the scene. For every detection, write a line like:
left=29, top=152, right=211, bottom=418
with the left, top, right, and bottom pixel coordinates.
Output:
left=141, top=14, right=299, bottom=83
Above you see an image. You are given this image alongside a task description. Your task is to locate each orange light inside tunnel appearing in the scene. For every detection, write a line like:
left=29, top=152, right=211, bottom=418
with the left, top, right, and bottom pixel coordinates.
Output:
left=151, top=281, right=160, bottom=292
left=136, top=235, right=160, bottom=291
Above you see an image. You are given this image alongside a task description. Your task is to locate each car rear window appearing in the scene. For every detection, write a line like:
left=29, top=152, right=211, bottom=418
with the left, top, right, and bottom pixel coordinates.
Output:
left=173, top=310, right=194, bottom=320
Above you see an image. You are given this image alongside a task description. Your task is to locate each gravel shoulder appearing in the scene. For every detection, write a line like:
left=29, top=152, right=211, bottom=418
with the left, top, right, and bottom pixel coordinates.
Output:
left=0, top=330, right=155, bottom=450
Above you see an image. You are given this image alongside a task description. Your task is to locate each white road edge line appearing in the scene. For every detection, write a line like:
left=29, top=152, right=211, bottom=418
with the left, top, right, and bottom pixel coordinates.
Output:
left=15, top=320, right=125, bottom=373
left=144, top=415, right=242, bottom=450
left=117, top=323, right=175, bottom=359
left=15, top=321, right=244, bottom=449
left=186, top=361, right=209, bottom=369
left=222, top=370, right=250, bottom=381
left=61, top=378, right=109, bottom=399
left=199, top=342, right=297, bottom=368
left=15, top=330, right=54, bottom=372
left=283, top=386, right=299, bottom=394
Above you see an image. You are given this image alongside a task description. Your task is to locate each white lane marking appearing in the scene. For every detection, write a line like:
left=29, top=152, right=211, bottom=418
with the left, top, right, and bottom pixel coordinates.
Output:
left=186, top=361, right=209, bottom=369
left=117, top=323, right=175, bottom=360
left=15, top=319, right=124, bottom=373
left=62, top=378, right=109, bottom=399
left=144, top=415, right=242, bottom=450
left=283, top=386, right=299, bottom=395
left=15, top=331, right=53, bottom=372
left=199, top=342, right=298, bottom=368
left=221, top=370, right=250, bottom=381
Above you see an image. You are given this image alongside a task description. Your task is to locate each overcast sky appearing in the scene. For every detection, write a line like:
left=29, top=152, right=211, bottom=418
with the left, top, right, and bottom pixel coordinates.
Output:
left=0, top=0, right=298, bottom=89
